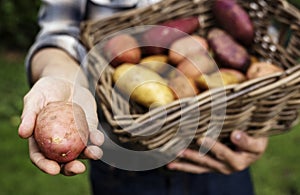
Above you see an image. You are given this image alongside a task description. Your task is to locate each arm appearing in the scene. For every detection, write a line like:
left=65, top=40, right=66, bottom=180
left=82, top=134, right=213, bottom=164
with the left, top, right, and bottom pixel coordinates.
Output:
left=19, top=48, right=103, bottom=176
left=18, top=0, right=104, bottom=176
left=30, top=48, right=87, bottom=85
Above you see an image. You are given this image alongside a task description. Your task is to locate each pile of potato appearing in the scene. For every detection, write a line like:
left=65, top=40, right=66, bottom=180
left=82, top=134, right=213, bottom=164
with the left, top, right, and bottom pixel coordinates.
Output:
left=32, top=0, right=286, bottom=164
left=103, top=0, right=283, bottom=109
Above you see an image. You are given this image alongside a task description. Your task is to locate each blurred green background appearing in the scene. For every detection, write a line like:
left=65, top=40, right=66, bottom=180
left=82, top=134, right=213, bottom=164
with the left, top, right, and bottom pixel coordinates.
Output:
left=2, top=55, right=300, bottom=195
left=0, top=1, right=300, bottom=195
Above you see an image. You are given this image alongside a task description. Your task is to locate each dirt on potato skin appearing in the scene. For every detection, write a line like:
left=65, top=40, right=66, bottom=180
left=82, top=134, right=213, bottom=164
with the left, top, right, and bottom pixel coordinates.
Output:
left=34, top=101, right=89, bottom=163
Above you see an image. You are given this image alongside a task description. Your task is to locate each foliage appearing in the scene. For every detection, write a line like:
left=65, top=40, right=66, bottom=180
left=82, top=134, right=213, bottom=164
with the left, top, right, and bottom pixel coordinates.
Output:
left=0, top=0, right=40, bottom=51
left=252, top=126, right=300, bottom=195
left=0, top=53, right=91, bottom=195
left=289, top=0, right=300, bottom=8
left=0, top=0, right=299, bottom=52
left=0, top=53, right=299, bottom=194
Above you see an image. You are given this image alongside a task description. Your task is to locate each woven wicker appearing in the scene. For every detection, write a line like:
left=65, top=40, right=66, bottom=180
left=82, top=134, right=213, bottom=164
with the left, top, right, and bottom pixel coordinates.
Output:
left=80, top=0, right=300, bottom=152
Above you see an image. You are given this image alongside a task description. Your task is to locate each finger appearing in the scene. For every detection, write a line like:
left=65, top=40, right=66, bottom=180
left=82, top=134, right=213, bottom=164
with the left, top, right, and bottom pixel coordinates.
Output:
left=29, top=137, right=61, bottom=175
left=230, top=130, right=268, bottom=154
left=61, top=160, right=86, bottom=176
left=82, top=145, right=103, bottom=160
left=89, top=129, right=104, bottom=146
left=18, top=112, right=37, bottom=138
left=72, top=87, right=102, bottom=140
left=198, top=137, right=255, bottom=172
left=72, top=87, right=98, bottom=126
left=198, top=137, right=237, bottom=161
left=180, top=149, right=233, bottom=175
left=167, top=161, right=212, bottom=174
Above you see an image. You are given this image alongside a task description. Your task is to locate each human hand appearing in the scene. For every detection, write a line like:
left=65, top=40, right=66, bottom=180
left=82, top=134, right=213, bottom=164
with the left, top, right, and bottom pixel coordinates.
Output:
left=18, top=77, right=104, bottom=176
left=167, top=130, right=268, bottom=174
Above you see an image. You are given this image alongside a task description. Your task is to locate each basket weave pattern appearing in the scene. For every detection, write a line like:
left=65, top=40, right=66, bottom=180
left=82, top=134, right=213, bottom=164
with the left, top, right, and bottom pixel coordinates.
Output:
left=81, top=0, right=300, bottom=151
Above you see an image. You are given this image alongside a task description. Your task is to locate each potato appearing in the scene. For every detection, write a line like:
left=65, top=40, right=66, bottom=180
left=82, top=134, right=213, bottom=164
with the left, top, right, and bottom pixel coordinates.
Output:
left=169, top=35, right=209, bottom=64
left=177, top=51, right=217, bottom=78
left=219, top=68, right=247, bottom=83
left=196, top=71, right=241, bottom=89
left=208, top=28, right=250, bottom=73
left=113, top=63, right=175, bottom=107
left=250, top=55, right=259, bottom=64
left=168, top=75, right=200, bottom=99
left=141, top=17, right=200, bottom=55
left=104, top=34, right=141, bottom=67
left=165, top=68, right=180, bottom=80
left=246, top=62, right=284, bottom=79
left=34, top=101, right=89, bottom=163
left=213, top=0, right=254, bottom=46
left=139, top=55, right=169, bottom=74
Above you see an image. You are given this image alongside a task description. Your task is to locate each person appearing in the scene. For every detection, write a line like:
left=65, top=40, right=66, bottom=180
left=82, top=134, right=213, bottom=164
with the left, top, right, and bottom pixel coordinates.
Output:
left=18, top=0, right=268, bottom=194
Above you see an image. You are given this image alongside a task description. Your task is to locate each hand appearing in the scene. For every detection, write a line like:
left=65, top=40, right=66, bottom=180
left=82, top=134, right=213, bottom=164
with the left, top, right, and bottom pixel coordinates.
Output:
left=167, top=130, right=268, bottom=175
left=18, top=77, right=104, bottom=176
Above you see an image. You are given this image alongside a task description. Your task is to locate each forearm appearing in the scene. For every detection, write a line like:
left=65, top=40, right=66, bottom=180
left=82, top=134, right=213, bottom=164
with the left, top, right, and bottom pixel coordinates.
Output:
left=31, top=48, right=88, bottom=88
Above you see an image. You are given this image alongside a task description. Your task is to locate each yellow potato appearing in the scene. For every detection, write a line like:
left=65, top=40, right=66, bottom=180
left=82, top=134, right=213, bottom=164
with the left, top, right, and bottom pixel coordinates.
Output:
left=113, top=63, right=175, bottom=107
left=246, top=62, right=283, bottom=79
left=139, top=55, right=169, bottom=74
left=196, top=71, right=239, bottom=89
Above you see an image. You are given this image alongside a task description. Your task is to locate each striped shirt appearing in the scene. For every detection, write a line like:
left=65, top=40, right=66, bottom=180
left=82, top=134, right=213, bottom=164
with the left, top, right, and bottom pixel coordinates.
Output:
left=26, top=0, right=161, bottom=84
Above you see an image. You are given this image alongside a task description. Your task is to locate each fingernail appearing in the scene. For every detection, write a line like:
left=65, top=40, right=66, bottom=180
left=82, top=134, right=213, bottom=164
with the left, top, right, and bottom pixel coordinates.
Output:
left=167, top=163, right=176, bottom=170
left=234, top=132, right=243, bottom=141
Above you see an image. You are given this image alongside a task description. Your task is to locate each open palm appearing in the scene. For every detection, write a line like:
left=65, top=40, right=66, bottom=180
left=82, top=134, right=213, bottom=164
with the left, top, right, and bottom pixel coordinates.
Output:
left=18, top=76, right=104, bottom=175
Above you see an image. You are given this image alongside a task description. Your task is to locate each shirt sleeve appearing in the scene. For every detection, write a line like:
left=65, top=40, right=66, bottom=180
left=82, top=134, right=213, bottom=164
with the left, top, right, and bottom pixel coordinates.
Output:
left=25, top=0, right=87, bottom=85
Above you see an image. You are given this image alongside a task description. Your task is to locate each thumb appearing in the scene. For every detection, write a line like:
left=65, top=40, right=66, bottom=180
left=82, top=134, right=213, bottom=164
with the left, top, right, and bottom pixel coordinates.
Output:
left=230, top=130, right=268, bottom=153
left=18, top=94, right=44, bottom=138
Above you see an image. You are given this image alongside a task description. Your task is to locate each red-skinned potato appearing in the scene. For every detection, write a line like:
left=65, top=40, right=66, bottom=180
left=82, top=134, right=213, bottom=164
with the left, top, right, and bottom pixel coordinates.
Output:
left=246, top=62, right=284, bottom=79
left=104, top=34, right=141, bottom=67
left=169, top=35, right=209, bottom=64
left=208, top=28, right=250, bottom=73
left=177, top=52, right=217, bottom=78
left=213, top=0, right=254, bottom=46
left=34, top=101, right=89, bottom=163
left=142, top=17, right=200, bottom=55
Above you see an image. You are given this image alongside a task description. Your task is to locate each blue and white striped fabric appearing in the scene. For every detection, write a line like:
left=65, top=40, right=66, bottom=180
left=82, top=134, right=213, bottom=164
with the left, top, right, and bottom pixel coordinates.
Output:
left=25, top=0, right=162, bottom=84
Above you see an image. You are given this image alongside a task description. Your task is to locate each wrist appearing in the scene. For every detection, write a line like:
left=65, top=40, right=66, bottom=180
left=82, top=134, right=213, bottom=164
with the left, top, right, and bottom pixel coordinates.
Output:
left=31, top=48, right=88, bottom=88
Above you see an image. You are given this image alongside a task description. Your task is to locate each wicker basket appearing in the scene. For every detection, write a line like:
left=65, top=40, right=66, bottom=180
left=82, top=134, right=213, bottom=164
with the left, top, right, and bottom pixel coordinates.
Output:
left=80, top=0, right=300, bottom=152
